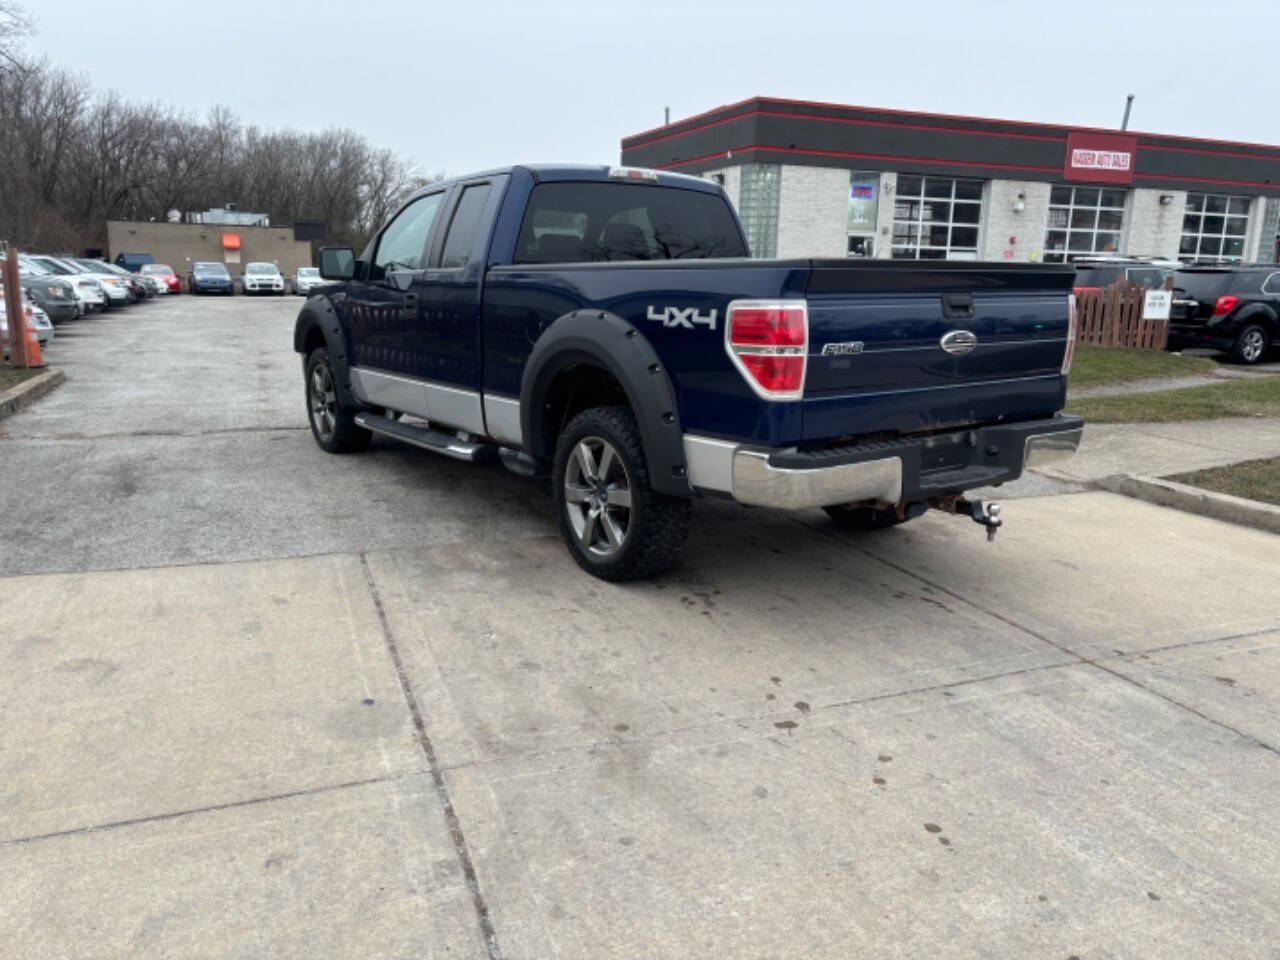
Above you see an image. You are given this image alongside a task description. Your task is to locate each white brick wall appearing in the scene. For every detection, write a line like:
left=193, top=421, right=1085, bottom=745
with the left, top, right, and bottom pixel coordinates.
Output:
left=1126, top=189, right=1186, bottom=259
left=873, top=172, right=897, bottom=259
left=775, top=165, right=849, bottom=258
left=981, top=180, right=1051, bottom=262
left=702, top=166, right=742, bottom=213
left=1244, top=195, right=1267, bottom=261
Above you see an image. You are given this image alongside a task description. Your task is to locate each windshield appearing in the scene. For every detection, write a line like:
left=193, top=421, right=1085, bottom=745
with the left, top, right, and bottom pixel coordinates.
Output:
left=74, top=259, right=112, bottom=273
left=246, top=263, right=278, bottom=275
left=34, top=258, right=75, bottom=275
left=514, top=182, right=748, bottom=263
left=298, top=268, right=319, bottom=277
left=194, top=263, right=229, bottom=276
left=142, top=264, right=173, bottom=275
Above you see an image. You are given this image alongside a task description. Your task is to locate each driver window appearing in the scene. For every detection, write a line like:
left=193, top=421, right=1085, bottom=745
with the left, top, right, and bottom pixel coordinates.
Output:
left=374, top=192, right=444, bottom=276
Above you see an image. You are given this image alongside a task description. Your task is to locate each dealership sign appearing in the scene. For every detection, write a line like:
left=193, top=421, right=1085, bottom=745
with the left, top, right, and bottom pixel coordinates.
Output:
left=1064, top=132, right=1138, bottom=184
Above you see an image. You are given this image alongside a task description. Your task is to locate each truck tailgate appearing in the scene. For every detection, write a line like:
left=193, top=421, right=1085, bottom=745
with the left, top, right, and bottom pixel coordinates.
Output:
left=801, top=261, right=1074, bottom=442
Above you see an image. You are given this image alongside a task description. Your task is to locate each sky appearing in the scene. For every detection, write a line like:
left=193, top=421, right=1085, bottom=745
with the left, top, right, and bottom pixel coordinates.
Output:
left=25, top=0, right=1280, bottom=178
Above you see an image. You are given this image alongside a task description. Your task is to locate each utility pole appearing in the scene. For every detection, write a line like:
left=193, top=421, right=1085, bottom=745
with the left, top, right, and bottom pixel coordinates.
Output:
left=1, top=240, right=31, bottom=368
left=1121, top=94, right=1135, bottom=131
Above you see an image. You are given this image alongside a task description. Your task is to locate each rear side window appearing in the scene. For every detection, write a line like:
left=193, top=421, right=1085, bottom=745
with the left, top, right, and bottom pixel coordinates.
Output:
left=1172, top=270, right=1233, bottom=300
left=1263, top=273, right=1280, bottom=295
left=514, top=182, right=748, bottom=264
left=440, top=184, right=493, bottom=269
left=1073, top=266, right=1120, bottom=287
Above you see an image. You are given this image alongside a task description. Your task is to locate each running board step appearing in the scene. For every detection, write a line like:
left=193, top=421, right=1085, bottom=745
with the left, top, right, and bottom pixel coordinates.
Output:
left=354, top=413, right=493, bottom=462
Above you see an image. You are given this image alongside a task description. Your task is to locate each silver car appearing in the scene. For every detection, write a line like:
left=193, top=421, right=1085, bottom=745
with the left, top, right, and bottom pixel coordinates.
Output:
left=1, top=298, right=54, bottom=358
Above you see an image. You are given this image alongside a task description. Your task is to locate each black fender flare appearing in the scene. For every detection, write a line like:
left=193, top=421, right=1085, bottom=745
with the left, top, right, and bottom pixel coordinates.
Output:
left=520, top=309, right=693, bottom=498
left=293, top=294, right=360, bottom=408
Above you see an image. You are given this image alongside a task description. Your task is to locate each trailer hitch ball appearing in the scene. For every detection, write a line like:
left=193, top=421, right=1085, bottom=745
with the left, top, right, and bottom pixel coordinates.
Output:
left=969, top=500, right=1002, bottom=542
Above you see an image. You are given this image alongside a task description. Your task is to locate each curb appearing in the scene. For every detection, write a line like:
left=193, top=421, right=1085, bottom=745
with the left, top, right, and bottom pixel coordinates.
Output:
left=1097, top=473, right=1280, bottom=535
left=0, top=368, right=65, bottom=422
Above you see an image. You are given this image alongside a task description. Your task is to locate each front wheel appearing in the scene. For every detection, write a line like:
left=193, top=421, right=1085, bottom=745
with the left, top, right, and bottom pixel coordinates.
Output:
left=1232, top=324, right=1268, bottom=365
left=305, top=347, right=371, bottom=453
left=553, top=406, right=690, bottom=581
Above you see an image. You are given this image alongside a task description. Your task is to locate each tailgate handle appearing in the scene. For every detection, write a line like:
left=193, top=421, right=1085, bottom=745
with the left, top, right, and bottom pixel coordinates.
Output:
left=943, top=294, right=974, bottom=319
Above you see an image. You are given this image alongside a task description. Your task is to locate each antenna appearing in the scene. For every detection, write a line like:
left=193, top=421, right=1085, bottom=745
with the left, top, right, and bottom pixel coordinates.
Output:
left=664, top=106, right=670, bottom=126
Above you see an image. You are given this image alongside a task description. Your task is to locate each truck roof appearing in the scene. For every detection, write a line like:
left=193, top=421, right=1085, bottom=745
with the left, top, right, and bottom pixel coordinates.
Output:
left=413, top=164, right=723, bottom=198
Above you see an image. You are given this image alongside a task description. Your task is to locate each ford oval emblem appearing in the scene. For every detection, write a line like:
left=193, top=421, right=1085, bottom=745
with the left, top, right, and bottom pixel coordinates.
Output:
left=940, top=330, right=978, bottom=355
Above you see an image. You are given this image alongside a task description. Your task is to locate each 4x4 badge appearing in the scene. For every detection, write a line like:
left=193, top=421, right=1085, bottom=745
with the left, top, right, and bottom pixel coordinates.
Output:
left=646, top=305, right=717, bottom=331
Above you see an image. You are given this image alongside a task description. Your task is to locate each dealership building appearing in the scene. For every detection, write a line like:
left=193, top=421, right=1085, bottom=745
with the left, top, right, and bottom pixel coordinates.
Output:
left=619, top=97, right=1280, bottom=265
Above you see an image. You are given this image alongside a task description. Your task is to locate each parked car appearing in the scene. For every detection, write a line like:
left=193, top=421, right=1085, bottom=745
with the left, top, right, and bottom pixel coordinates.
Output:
left=0, top=293, right=53, bottom=358
left=243, top=261, right=285, bottom=295
left=0, top=256, right=80, bottom=323
left=74, top=259, right=145, bottom=303
left=1169, top=264, right=1280, bottom=364
left=20, top=255, right=108, bottom=313
left=101, top=261, right=156, bottom=299
left=22, top=270, right=80, bottom=323
left=1071, top=257, right=1179, bottom=295
left=28, top=256, right=129, bottom=309
left=292, top=266, right=324, bottom=295
left=141, top=263, right=181, bottom=293
left=188, top=261, right=233, bottom=295
left=114, top=252, right=155, bottom=272
left=296, top=164, right=1081, bottom=580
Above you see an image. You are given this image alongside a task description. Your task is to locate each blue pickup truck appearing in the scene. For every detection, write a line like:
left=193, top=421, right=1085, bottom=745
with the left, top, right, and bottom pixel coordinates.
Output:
left=295, top=165, right=1082, bottom=580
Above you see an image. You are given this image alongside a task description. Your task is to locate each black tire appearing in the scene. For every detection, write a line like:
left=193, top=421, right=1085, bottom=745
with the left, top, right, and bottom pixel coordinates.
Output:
left=553, top=406, right=690, bottom=581
left=304, top=347, right=371, bottom=453
left=1231, top=323, right=1268, bottom=365
left=823, top=503, right=910, bottom=530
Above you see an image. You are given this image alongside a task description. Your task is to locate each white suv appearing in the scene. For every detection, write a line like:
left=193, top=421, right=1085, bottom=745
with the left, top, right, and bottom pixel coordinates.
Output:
left=243, top=262, right=285, bottom=295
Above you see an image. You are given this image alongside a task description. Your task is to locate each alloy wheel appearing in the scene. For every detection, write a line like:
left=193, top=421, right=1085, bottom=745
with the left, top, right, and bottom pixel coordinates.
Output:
left=563, top=436, right=633, bottom=558
left=309, top=362, right=337, bottom=441
left=1242, top=328, right=1265, bottom=363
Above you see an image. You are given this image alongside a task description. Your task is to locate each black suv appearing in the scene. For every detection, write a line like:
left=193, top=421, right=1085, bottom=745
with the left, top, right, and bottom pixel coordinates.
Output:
left=1169, top=264, right=1280, bottom=364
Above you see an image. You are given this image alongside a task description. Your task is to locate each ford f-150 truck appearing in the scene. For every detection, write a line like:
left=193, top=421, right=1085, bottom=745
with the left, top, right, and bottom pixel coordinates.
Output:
left=295, top=165, right=1082, bottom=580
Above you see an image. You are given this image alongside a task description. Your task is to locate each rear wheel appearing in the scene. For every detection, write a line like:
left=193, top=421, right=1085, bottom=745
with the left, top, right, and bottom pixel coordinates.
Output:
left=1232, top=324, right=1268, bottom=365
left=305, top=347, right=371, bottom=453
left=553, top=406, right=690, bottom=581
left=823, top=503, right=911, bottom=530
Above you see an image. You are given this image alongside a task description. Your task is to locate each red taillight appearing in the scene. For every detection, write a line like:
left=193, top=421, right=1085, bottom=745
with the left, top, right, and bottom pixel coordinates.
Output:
left=1212, top=295, right=1238, bottom=317
left=726, top=300, right=808, bottom=400
left=1063, top=293, right=1077, bottom=376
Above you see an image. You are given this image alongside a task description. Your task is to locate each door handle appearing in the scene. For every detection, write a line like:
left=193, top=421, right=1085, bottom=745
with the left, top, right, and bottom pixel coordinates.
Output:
left=401, top=291, right=419, bottom=321
left=943, top=293, right=974, bottom=320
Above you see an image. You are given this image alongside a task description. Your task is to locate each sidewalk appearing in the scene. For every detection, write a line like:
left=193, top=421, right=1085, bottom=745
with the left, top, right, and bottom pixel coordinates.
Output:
left=1041, top=417, right=1280, bottom=483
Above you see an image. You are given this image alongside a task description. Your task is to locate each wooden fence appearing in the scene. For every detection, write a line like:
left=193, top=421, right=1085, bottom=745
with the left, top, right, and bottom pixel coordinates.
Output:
left=1074, top=279, right=1169, bottom=350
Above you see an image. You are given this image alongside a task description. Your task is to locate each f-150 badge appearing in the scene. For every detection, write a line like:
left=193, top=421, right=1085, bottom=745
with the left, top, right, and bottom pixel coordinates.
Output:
left=646, top=305, right=717, bottom=331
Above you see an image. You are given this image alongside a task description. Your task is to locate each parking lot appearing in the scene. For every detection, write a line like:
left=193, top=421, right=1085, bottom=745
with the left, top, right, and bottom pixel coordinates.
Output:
left=2, top=296, right=1279, bottom=958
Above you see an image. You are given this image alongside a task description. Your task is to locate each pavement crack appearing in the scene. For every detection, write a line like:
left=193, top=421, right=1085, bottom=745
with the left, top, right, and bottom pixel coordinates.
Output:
left=0, top=774, right=399, bottom=848
left=359, top=553, right=504, bottom=960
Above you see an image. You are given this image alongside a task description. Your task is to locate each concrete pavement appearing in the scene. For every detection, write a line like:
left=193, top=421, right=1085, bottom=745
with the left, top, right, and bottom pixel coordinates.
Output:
left=2, top=296, right=1279, bottom=959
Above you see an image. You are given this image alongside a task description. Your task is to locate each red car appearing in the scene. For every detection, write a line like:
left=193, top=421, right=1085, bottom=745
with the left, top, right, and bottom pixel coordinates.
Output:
left=141, top=263, right=181, bottom=294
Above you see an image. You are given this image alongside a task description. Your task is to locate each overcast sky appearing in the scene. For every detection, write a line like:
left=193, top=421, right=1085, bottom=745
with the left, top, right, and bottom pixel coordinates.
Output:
left=27, top=0, right=1280, bottom=176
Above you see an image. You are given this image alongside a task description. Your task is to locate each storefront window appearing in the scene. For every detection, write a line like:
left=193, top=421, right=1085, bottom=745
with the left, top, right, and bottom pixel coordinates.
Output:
left=891, top=176, right=982, bottom=259
left=738, top=164, right=780, bottom=258
left=1180, top=194, right=1250, bottom=262
left=847, top=173, right=879, bottom=258
left=1043, top=186, right=1126, bottom=262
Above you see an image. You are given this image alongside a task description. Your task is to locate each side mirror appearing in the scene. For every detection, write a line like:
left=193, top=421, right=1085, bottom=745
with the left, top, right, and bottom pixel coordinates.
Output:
left=319, top=247, right=355, bottom=281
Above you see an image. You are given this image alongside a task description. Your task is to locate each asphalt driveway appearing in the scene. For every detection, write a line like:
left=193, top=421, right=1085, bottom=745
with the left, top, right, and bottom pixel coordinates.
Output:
left=1, top=296, right=1278, bottom=959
